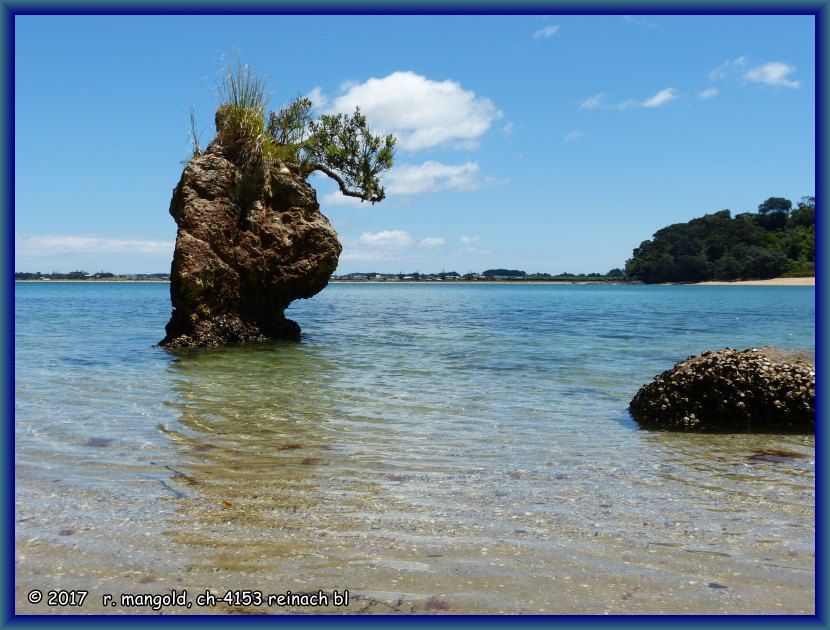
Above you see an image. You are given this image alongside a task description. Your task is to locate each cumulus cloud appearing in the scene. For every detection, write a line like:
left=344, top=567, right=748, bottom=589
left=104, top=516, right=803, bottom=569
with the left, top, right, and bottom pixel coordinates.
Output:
left=563, top=129, right=584, bottom=142
left=579, top=93, right=605, bottom=110
left=323, top=71, right=502, bottom=151
left=319, top=161, right=490, bottom=204
left=340, top=229, right=419, bottom=262
left=419, top=236, right=445, bottom=248
left=359, top=230, right=413, bottom=247
left=320, top=192, right=365, bottom=207
left=641, top=87, right=678, bottom=107
left=460, top=235, right=480, bottom=245
left=533, top=25, right=560, bottom=38
left=15, top=234, right=173, bottom=255
left=305, top=86, right=328, bottom=109
left=745, top=62, right=800, bottom=88
left=697, top=87, right=719, bottom=100
left=387, top=161, right=480, bottom=195
left=709, top=56, right=801, bottom=90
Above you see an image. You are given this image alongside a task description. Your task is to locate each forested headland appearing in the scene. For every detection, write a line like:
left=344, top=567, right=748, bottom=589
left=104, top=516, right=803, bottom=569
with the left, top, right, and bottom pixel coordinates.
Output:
left=625, top=196, right=815, bottom=284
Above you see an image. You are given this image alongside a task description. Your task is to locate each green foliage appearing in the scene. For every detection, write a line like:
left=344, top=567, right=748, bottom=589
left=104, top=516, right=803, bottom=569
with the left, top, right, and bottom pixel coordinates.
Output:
left=217, top=56, right=269, bottom=114
left=739, top=246, right=790, bottom=278
left=758, top=196, right=793, bottom=215
left=757, top=196, right=792, bottom=230
left=203, top=57, right=395, bottom=204
left=214, top=57, right=271, bottom=168
left=791, top=196, right=815, bottom=227
left=265, top=96, right=315, bottom=165
left=625, top=196, right=815, bottom=283
left=482, top=269, right=527, bottom=277
left=304, top=108, right=396, bottom=202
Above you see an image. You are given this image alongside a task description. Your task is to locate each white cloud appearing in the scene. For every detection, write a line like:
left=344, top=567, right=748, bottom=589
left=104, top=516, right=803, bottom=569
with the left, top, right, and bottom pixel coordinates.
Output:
left=563, top=129, right=584, bottom=142
left=305, top=86, right=328, bottom=110
left=580, top=89, right=675, bottom=111
left=341, top=229, right=420, bottom=262
left=359, top=230, right=413, bottom=247
left=324, top=71, right=502, bottom=151
left=15, top=234, right=173, bottom=255
left=419, top=236, right=445, bottom=248
left=501, top=121, right=515, bottom=135
left=708, top=56, right=747, bottom=82
left=579, top=93, right=605, bottom=110
left=460, top=235, right=480, bottom=245
left=387, top=161, right=481, bottom=195
left=709, top=56, right=801, bottom=90
left=319, top=161, right=490, bottom=205
left=641, top=87, right=678, bottom=107
left=533, top=25, right=560, bottom=38
left=745, top=62, right=800, bottom=88
left=320, top=191, right=365, bottom=207
left=697, top=87, right=719, bottom=100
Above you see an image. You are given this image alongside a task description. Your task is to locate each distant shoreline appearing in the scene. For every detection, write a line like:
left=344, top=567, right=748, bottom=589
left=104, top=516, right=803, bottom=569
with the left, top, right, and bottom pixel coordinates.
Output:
left=331, top=276, right=815, bottom=286
left=15, top=279, right=170, bottom=283
left=14, top=276, right=814, bottom=286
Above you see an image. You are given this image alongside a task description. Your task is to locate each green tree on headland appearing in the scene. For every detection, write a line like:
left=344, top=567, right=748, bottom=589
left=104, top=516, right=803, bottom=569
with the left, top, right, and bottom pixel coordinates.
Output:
left=625, top=196, right=815, bottom=283
left=202, top=57, right=395, bottom=203
left=482, top=269, right=527, bottom=278
left=756, top=196, right=792, bottom=230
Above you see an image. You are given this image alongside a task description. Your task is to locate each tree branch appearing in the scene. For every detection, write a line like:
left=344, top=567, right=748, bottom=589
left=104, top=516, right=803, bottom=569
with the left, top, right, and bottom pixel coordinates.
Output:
left=307, top=163, right=385, bottom=203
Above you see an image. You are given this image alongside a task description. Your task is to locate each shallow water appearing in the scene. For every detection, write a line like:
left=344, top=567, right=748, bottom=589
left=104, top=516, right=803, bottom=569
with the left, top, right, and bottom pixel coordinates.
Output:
left=15, top=282, right=815, bottom=614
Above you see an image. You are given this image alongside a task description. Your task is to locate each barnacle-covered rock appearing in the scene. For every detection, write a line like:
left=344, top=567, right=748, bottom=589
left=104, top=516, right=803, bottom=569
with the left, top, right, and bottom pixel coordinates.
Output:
left=629, top=347, right=814, bottom=433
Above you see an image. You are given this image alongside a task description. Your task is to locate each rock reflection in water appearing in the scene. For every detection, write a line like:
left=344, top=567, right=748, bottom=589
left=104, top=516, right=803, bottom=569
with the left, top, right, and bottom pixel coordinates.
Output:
left=161, top=344, right=356, bottom=577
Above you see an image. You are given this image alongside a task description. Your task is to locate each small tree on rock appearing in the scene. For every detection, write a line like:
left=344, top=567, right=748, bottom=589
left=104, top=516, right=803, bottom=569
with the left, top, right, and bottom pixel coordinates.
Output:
left=210, top=58, right=395, bottom=204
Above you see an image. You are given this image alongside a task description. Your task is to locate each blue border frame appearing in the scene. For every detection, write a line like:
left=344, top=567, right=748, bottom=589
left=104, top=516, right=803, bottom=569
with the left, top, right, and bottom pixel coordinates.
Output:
left=3, top=2, right=825, bottom=627
left=816, top=2, right=827, bottom=627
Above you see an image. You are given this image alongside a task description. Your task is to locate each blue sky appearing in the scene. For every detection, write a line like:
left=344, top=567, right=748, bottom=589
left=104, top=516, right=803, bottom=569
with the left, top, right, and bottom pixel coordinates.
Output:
left=14, top=14, right=815, bottom=274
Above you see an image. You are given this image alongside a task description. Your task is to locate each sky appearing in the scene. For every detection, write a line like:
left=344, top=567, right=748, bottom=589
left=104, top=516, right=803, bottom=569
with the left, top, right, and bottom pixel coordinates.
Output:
left=13, top=14, right=815, bottom=275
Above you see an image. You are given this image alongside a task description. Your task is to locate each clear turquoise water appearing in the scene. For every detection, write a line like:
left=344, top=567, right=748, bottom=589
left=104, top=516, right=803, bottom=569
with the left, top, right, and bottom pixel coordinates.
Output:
left=15, top=282, right=815, bottom=614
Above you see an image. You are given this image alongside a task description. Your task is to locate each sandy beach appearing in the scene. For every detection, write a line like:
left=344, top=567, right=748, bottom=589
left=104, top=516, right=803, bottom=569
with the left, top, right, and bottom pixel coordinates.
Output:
left=693, top=277, right=815, bottom=286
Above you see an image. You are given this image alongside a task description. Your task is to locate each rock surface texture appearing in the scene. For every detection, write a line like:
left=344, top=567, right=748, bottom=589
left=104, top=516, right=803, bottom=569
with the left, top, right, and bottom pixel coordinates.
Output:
left=629, top=347, right=815, bottom=433
left=159, top=142, right=341, bottom=348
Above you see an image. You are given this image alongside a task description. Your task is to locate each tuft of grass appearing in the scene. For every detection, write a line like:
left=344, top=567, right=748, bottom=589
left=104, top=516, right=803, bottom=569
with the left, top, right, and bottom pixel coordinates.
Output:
left=188, top=105, right=203, bottom=159
left=217, top=55, right=269, bottom=114
left=214, top=56, right=271, bottom=168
